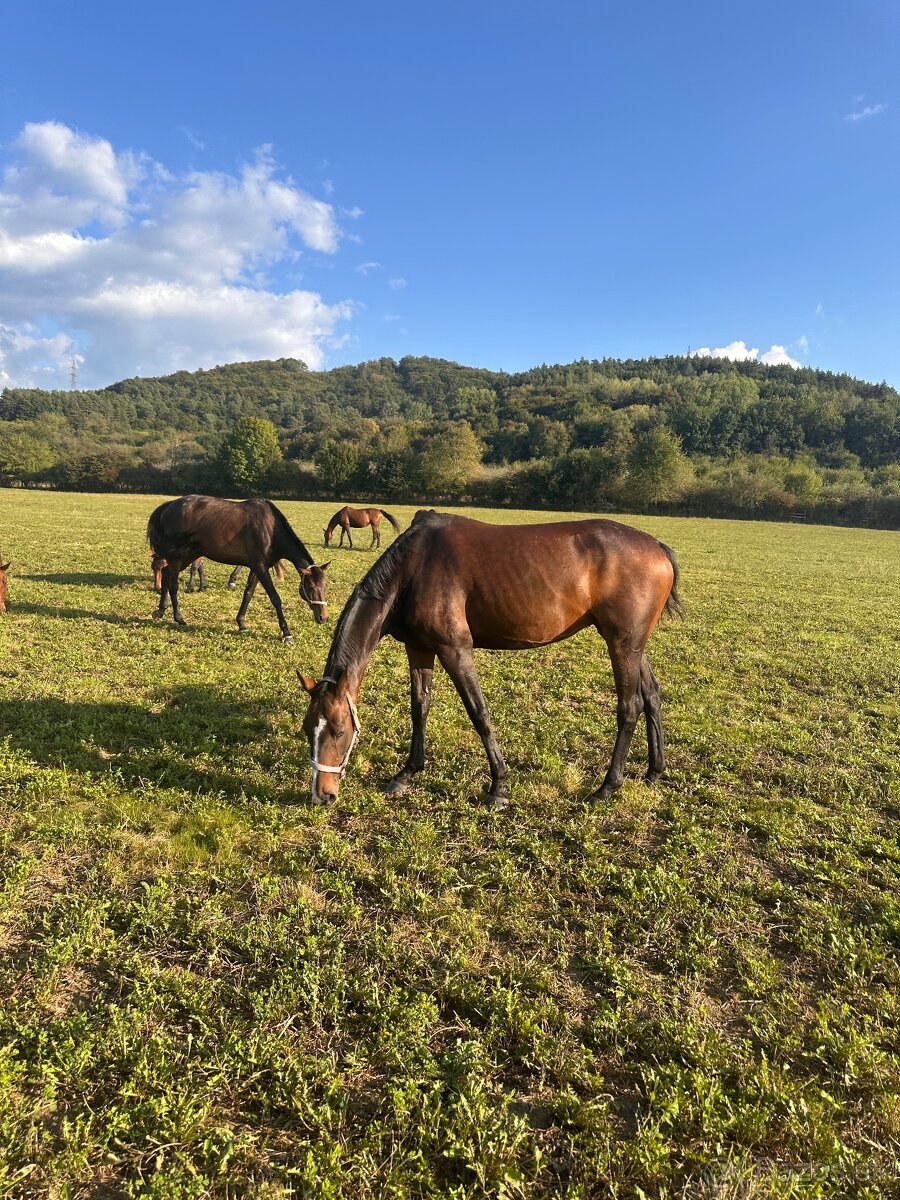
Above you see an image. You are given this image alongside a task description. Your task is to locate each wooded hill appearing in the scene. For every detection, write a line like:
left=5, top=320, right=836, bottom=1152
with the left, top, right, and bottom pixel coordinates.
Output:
left=1, top=355, right=899, bottom=525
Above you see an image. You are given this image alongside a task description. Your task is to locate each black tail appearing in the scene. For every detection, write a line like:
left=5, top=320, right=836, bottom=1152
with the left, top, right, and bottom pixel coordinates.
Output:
left=659, top=541, right=684, bottom=618
left=146, top=501, right=172, bottom=556
left=379, top=509, right=401, bottom=533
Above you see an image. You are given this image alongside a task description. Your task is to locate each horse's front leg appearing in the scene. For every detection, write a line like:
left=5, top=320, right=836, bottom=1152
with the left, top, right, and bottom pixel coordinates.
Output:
left=254, top=565, right=294, bottom=643
left=227, top=565, right=241, bottom=590
left=437, top=644, right=508, bottom=807
left=384, top=647, right=436, bottom=795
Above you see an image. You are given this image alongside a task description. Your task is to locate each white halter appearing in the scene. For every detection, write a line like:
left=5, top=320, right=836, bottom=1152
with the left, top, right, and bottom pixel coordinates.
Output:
left=309, top=676, right=360, bottom=777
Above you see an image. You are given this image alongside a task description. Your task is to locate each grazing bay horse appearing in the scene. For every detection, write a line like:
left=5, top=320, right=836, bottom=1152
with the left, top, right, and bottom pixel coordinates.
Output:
left=148, top=495, right=330, bottom=642
left=323, top=506, right=401, bottom=549
left=0, top=554, right=10, bottom=614
left=227, top=561, right=285, bottom=589
left=152, top=554, right=206, bottom=593
left=299, top=511, right=681, bottom=807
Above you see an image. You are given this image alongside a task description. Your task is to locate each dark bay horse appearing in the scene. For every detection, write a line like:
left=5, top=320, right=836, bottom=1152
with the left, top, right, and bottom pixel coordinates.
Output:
left=147, top=495, right=330, bottom=642
left=323, top=506, right=401, bottom=549
left=299, top=511, right=682, bottom=806
left=0, top=554, right=10, bottom=614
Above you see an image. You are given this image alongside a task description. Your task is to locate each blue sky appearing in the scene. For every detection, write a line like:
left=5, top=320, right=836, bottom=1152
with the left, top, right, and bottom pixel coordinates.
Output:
left=1, top=0, right=897, bottom=389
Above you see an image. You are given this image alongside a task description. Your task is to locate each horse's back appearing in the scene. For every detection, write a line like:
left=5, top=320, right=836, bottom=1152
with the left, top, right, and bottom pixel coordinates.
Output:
left=401, top=515, right=674, bottom=649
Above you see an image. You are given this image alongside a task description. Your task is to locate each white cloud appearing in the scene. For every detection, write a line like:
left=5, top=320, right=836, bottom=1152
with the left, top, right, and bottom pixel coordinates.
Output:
left=355, top=261, right=382, bottom=275
left=388, top=276, right=407, bottom=289
left=0, top=122, right=351, bottom=386
left=689, top=339, right=802, bottom=369
left=759, top=345, right=801, bottom=368
left=844, top=102, right=887, bottom=122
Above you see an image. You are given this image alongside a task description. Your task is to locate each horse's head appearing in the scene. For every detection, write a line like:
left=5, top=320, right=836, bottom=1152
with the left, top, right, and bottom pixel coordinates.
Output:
left=150, top=552, right=166, bottom=593
left=298, top=669, right=360, bottom=803
left=298, top=561, right=331, bottom=623
left=323, top=525, right=334, bottom=546
left=0, top=557, right=9, bottom=614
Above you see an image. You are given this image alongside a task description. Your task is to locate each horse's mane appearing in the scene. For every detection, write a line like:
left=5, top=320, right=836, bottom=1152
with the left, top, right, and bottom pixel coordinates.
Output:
left=267, top=500, right=314, bottom=566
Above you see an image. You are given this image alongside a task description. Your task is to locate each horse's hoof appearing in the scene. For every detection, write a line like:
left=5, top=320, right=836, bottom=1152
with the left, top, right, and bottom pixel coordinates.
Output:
left=487, top=793, right=509, bottom=811
left=281, top=635, right=294, bottom=645
left=152, top=610, right=163, bottom=621
left=383, top=774, right=412, bottom=796
left=644, top=770, right=664, bottom=786
left=174, top=617, right=187, bottom=627
left=587, top=784, right=617, bottom=805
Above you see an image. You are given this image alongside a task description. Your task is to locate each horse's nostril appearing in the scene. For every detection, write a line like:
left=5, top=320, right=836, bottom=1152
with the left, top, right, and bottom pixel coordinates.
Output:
left=320, top=789, right=337, bottom=803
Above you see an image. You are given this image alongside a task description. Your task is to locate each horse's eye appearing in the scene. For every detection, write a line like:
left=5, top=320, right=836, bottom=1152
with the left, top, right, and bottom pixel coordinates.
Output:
left=333, top=725, right=346, bottom=739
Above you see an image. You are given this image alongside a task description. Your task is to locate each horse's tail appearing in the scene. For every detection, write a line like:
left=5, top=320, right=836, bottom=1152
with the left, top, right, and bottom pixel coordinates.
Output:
left=658, top=541, right=684, bottom=619
left=146, top=501, right=170, bottom=555
left=379, top=509, right=401, bottom=533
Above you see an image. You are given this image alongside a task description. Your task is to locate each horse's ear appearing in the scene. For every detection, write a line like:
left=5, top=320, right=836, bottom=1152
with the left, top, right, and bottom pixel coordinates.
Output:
left=0, top=562, right=9, bottom=572
left=296, top=670, right=318, bottom=694
left=319, top=561, right=331, bottom=571
left=298, top=565, right=312, bottom=577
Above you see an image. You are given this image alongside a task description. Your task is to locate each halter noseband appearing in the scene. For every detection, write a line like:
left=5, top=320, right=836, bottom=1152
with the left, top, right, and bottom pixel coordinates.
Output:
left=309, top=676, right=360, bottom=778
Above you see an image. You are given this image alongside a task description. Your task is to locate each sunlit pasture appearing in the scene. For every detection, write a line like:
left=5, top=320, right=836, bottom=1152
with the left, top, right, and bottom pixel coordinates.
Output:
left=0, top=490, right=897, bottom=1198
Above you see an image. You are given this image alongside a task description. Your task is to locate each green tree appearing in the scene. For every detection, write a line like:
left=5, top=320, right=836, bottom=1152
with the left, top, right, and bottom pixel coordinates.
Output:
left=0, top=432, right=55, bottom=481
left=420, top=421, right=483, bottom=497
left=315, top=439, right=361, bottom=491
left=625, top=427, right=694, bottom=506
left=219, top=417, right=283, bottom=493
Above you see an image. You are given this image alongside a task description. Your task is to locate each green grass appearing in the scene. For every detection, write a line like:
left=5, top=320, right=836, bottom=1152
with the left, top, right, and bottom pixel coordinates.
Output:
left=0, top=490, right=898, bottom=1199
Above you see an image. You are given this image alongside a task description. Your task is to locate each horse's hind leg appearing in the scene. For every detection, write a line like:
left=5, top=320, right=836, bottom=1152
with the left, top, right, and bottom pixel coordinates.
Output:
left=235, top=572, right=258, bottom=632
left=165, top=564, right=187, bottom=626
left=227, top=566, right=241, bottom=590
left=254, top=565, right=294, bottom=643
left=437, top=644, right=508, bottom=806
left=385, top=647, right=436, bottom=795
left=197, top=560, right=207, bottom=591
left=641, top=655, right=665, bottom=782
left=590, top=638, right=643, bottom=802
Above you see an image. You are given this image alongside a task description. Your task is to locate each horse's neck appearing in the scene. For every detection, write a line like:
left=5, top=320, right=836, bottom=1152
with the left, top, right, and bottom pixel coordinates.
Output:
left=275, top=524, right=312, bottom=570
left=325, top=585, right=396, bottom=697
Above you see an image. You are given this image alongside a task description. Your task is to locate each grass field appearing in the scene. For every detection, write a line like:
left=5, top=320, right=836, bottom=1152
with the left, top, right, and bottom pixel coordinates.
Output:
left=0, top=490, right=898, bottom=1199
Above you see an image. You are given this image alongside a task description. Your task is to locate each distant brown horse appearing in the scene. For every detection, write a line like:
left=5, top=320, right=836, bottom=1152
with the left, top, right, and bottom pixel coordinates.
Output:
left=299, top=511, right=681, bottom=807
left=0, top=554, right=10, bottom=614
left=323, top=506, right=401, bottom=549
left=148, top=495, right=330, bottom=642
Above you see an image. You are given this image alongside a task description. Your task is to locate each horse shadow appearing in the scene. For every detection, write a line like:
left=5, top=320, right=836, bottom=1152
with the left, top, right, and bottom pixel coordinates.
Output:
left=0, top=684, right=307, bottom=807
left=9, top=601, right=148, bottom=628
left=20, top=572, right=145, bottom=588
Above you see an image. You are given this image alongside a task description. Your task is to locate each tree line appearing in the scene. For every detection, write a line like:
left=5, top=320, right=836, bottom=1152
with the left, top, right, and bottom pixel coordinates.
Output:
left=1, top=354, right=899, bottom=526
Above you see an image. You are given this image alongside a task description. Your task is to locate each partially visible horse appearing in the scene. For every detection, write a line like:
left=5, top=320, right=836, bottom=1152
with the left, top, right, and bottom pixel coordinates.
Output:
left=0, top=554, right=10, bottom=614
left=323, top=506, right=401, bottom=549
left=299, top=511, right=681, bottom=806
left=147, top=495, right=330, bottom=642
left=227, top=561, right=285, bottom=589
left=152, top=554, right=206, bottom=593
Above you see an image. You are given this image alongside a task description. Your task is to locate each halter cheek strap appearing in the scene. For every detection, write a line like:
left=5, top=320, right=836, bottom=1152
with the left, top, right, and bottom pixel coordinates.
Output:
left=299, top=574, right=328, bottom=606
left=309, top=676, right=360, bottom=777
